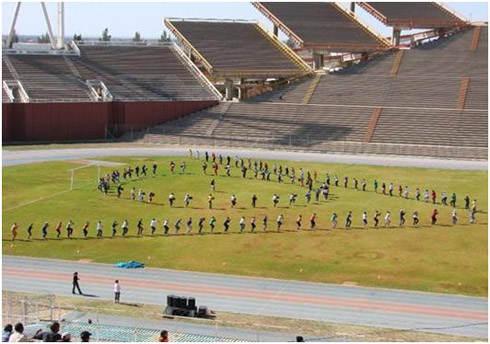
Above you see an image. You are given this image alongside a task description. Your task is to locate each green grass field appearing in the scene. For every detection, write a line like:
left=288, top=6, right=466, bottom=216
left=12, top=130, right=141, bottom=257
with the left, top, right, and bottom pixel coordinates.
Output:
left=2, top=156, right=488, bottom=296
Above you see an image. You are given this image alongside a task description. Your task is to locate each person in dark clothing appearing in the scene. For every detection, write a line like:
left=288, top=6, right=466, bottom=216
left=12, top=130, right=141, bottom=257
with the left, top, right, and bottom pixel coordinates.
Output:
left=26, top=223, right=33, bottom=240
left=111, top=220, right=118, bottom=237
left=117, top=185, right=124, bottom=198
left=251, top=194, right=258, bottom=208
left=152, top=163, right=158, bottom=176
left=72, top=272, right=82, bottom=294
left=80, top=331, right=91, bottom=342
left=42, top=322, right=61, bottom=342
left=464, top=195, right=470, bottom=210
left=223, top=217, right=231, bottom=233
left=135, top=166, right=140, bottom=177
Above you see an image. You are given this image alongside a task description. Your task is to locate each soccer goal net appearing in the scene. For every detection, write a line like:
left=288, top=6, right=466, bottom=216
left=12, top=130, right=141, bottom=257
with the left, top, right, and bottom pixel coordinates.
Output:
left=69, top=163, right=101, bottom=191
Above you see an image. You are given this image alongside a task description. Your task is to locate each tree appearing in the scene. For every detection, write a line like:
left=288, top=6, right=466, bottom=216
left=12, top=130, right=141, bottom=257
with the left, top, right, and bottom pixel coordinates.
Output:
left=37, top=32, right=50, bottom=44
left=73, top=33, right=83, bottom=41
left=11, top=29, right=19, bottom=44
left=100, top=28, right=111, bottom=42
left=158, top=30, right=171, bottom=42
left=133, top=31, right=141, bottom=42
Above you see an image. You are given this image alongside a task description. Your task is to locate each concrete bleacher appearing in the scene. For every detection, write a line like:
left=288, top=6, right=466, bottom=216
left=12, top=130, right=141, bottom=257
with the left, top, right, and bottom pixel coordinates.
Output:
left=75, top=45, right=218, bottom=101
left=137, top=26, right=487, bottom=159
left=3, top=55, right=92, bottom=102
left=166, top=20, right=305, bottom=77
left=254, top=2, right=391, bottom=52
left=359, top=2, right=466, bottom=28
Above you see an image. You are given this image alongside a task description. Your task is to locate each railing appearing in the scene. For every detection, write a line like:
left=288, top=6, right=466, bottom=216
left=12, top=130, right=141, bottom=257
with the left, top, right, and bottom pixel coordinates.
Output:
left=107, top=125, right=488, bottom=160
left=332, top=3, right=393, bottom=49
left=3, top=80, right=30, bottom=103
left=2, top=48, right=79, bottom=56
left=164, top=18, right=214, bottom=75
left=2, top=81, right=14, bottom=102
left=75, top=40, right=174, bottom=47
left=170, top=43, right=223, bottom=100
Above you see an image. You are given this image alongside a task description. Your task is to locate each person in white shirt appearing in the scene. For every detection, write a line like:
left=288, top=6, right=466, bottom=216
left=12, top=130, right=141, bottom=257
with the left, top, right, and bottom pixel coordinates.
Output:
left=121, top=220, right=128, bottom=236
left=8, top=323, right=27, bottom=342
left=114, top=280, right=121, bottom=303
left=452, top=209, right=458, bottom=225
left=96, top=221, right=103, bottom=238
left=362, top=212, right=368, bottom=228
left=276, top=214, right=284, bottom=232
left=239, top=217, right=246, bottom=233
left=384, top=211, right=391, bottom=227
left=163, top=218, right=170, bottom=235
left=150, top=218, right=157, bottom=235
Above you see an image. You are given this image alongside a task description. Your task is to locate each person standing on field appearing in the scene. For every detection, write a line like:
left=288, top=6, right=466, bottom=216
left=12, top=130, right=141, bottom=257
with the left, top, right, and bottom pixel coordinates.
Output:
left=111, top=220, right=118, bottom=237
left=41, top=221, right=49, bottom=239
left=26, top=223, right=33, bottom=240
left=451, top=209, right=458, bottom=225
left=96, top=221, right=103, bottom=238
left=373, top=211, right=380, bottom=227
left=150, top=218, right=157, bottom=235
left=331, top=213, right=338, bottom=229
left=55, top=221, right=62, bottom=238
left=262, top=215, right=268, bottom=232
left=384, top=211, right=391, bottom=227
left=10, top=223, right=18, bottom=241
left=276, top=214, right=284, bottom=232
left=412, top=211, right=419, bottom=226
left=121, top=220, right=129, bottom=236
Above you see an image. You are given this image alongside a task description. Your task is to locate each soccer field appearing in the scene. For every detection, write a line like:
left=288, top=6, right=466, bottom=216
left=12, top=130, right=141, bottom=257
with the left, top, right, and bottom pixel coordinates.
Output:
left=2, top=155, right=488, bottom=296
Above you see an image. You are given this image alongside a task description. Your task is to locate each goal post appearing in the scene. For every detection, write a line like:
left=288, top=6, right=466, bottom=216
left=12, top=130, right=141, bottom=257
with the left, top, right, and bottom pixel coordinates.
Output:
left=69, top=164, right=101, bottom=191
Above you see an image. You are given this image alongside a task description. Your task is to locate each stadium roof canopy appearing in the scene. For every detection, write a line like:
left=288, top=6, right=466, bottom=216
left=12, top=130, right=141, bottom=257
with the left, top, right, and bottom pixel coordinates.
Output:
left=164, top=18, right=311, bottom=79
left=252, top=2, right=392, bottom=52
left=357, top=2, right=469, bottom=29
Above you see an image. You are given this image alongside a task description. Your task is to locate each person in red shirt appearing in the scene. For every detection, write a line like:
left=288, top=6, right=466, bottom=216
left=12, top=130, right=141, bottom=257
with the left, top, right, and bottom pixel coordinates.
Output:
left=158, top=330, right=169, bottom=342
left=431, top=209, right=439, bottom=225
left=431, top=190, right=436, bottom=204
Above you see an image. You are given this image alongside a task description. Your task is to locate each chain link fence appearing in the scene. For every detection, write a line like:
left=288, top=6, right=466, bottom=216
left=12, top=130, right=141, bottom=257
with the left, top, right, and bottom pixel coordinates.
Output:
left=106, top=124, right=488, bottom=160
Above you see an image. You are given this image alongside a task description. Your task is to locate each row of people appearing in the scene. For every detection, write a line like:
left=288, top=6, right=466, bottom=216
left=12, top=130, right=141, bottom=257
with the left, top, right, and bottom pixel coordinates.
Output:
left=9, top=207, right=478, bottom=240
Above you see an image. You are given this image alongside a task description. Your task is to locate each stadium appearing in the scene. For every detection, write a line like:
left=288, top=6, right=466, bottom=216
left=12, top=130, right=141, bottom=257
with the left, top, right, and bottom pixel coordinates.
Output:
left=2, top=1, right=488, bottom=342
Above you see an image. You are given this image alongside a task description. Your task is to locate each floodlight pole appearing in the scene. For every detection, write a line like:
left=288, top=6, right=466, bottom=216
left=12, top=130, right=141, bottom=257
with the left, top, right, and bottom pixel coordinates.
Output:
left=6, top=2, right=21, bottom=48
left=41, top=2, right=57, bottom=49
left=57, top=2, right=65, bottom=49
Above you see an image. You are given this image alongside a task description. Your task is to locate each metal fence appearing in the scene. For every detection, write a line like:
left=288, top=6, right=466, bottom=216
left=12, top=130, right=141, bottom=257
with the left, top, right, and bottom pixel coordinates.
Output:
left=106, top=124, right=488, bottom=160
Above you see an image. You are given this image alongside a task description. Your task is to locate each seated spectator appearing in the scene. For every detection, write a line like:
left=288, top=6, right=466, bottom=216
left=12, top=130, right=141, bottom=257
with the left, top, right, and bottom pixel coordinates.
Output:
left=80, top=331, right=91, bottom=342
left=42, top=322, right=61, bottom=342
left=32, top=329, right=43, bottom=340
left=2, top=325, right=12, bottom=342
left=8, top=323, right=27, bottom=342
left=158, top=330, right=169, bottom=342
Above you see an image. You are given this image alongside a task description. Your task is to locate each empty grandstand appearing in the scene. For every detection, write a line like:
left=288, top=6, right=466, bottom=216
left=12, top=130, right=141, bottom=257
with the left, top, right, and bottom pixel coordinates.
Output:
left=357, top=2, right=468, bottom=29
left=164, top=19, right=311, bottom=79
left=137, top=25, right=487, bottom=160
left=2, top=42, right=221, bottom=142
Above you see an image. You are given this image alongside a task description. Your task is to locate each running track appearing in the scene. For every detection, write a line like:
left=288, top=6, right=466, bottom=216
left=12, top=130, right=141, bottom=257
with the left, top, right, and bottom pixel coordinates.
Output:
left=3, top=256, right=487, bottom=339
left=2, top=146, right=487, bottom=170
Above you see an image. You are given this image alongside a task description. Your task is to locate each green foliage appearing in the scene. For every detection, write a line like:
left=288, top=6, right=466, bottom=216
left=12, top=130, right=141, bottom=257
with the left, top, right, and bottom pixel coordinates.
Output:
left=133, top=31, right=141, bottom=42
left=100, top=28, right=111, bottom=42
left=2, top=157, right=487, bottom=296
left=37, top=32, right=50, bottom=44
left=73, top=33, right=82, bottom=41
left=158, top=30, right=170, bottom=42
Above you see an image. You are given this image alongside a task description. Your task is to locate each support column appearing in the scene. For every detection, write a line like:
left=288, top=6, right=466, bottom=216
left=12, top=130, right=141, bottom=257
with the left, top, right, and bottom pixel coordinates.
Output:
left=6, top=2, right=21, bottom=49
left=312, top=53, right=324, bottom=70
left=350, top=2, right=355, bottom=12
left=392, top=28, right=401, bottom=46
left=225, top=79, right=234, bottom=101
left=57, top=2, right=65, bottom=49
left=273, top=25, right=279, bottom=37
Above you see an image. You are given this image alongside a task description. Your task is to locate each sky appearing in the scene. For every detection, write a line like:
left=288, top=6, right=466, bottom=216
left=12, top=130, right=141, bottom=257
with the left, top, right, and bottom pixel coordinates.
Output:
left=1, top=1, right=488, bottom=40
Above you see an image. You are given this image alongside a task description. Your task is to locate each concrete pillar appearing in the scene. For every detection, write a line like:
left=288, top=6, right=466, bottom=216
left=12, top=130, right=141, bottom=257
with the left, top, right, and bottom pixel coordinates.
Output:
left=225, top=79, right=234, bottom=101
left=312, top=53, right=324, bottom=70
left=350, top=2, right=355, bottom=13
left=392, top=28, right=401, bottom=46
left=273, top=25, right=279, bottom=37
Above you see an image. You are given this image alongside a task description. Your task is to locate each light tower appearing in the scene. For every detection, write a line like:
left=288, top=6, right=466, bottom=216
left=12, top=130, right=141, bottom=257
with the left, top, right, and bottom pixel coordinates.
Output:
left=5, top=2, right=65, bottom=50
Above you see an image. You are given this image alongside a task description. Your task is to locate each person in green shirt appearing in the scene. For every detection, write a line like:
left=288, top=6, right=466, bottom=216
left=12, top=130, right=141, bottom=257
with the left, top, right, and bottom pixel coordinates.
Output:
left=209, top=216, right=216, bottom=233
left=373, top=179, right=378, bottom=193
left=331, top=213, right=338, bottom=229
left=450, top=193, right=457, bottom=208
